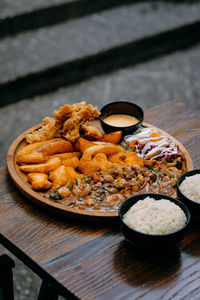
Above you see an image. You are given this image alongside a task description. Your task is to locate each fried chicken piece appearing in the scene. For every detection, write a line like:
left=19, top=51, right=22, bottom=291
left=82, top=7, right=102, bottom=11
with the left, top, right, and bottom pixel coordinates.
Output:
left=53, top=104, right=73, bottom=126
left=27, top=173, right=52, bottom=190
left=93, top=153, right=113, bottom=172
left=49, top=165, right=71, bottom=192
left=25, top=102, right=100, bottom=144
left=79, top=153, right=113, bottom=177
left=62, top=118, right=81, bottom=143
left=65, top=167, right=83, bottom=180
left=20, top=157, right=61, bottom=173
left=62, top=157, right=79, bottom=169
left=78, top=142, right=124, bottom=176
left=108, top=151, right=143, bottom=167
left=49, top=165, right=83, bottom=192
left=61, top=103, right=100, bottom=143
left=17, top=138, right=73, bottom=164
left=81, top=122, right=103, bottom=140
left=26, top=117, right=61, bottom=143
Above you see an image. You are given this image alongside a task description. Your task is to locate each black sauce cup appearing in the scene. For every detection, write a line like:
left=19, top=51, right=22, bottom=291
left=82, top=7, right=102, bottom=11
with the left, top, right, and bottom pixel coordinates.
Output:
left=100, top=101, right=144, bottom=135
left=119, top=193, right=191, bottom=250
left=177, top=169, right=200, bottom=220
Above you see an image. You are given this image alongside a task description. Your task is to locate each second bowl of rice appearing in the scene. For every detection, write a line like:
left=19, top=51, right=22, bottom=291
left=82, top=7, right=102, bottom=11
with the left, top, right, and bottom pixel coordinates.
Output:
left=177, top=169, right=200, bottom=219
left=119, top=193, right=190, bottom=249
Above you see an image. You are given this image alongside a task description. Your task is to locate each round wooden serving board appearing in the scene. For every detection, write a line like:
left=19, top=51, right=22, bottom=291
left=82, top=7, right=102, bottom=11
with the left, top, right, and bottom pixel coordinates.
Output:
left=7, top=122, right=193, bottom=222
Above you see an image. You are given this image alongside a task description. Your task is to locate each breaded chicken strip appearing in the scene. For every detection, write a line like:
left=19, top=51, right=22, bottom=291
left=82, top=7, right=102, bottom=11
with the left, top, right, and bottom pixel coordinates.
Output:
left=26, top=117, right=61, bottom=143
left=27, top=173, right=52, bottom=190
left=25, top=102, right=100, bottom=144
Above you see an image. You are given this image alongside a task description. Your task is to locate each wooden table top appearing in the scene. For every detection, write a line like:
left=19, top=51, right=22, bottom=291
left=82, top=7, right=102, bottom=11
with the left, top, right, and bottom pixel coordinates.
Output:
left=1, top=101, right=200, bottom=300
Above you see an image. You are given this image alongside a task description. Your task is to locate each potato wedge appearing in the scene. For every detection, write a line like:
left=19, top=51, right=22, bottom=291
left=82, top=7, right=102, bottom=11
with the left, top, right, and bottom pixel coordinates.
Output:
left=35, top=138, right=73, bottom=155
left=19, top=157, right=61, bottom=173
left=27, top=173, right=52, bottom=190
left=100, top=131, right=122, bottom=144
left=76, top=138, right=95, bottom=153
left=83, top=142, right=124, bottom=157
left=16, top=138, right=73, bottom=164
left=50, top=152, right=80, bottom=160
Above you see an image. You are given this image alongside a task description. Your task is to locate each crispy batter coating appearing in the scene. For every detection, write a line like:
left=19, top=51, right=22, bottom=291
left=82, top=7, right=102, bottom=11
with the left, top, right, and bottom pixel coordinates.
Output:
left=25, top=102, right=100, bottom=144
left=50, top=152, right=81, bottom=160
left=49, top=165, right=71, bottom=192
left=62, top=157, right=79, bottom=169
left=17, top=138, right=73, bottom=164
left=64, top=167, right=83, bottom=180
left=26, top=117, right=61, bottom=144
left=79, top=153, right=113, bottom=177
left=19, top=157, right=61, bottom=173
left=83, top=142, right=125, bottom=157
left=27, top=173, right=52, bottom=190
left=108, top=151, right=143, bottom=167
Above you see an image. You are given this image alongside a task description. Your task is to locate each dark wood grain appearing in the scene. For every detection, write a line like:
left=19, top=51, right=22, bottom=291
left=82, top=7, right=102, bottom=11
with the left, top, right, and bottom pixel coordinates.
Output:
left=1, top=101, right=200, bottom=300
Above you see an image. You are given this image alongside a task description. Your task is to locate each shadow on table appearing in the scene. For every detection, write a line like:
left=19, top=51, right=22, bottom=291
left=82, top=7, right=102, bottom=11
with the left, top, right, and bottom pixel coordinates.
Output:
left=181, top=219, right=200, bottom=258
left=113, top=239, right=181, bottom=288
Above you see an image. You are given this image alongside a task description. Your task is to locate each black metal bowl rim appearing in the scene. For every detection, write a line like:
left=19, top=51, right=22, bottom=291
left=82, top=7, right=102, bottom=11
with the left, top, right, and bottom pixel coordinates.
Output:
left=99, top=101, right=144, bottom=129
left=119, top=193, right=191, bottom=237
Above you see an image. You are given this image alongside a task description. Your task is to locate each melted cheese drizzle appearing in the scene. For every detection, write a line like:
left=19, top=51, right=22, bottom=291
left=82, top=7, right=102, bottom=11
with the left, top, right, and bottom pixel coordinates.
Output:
left=103, top=114, right=139, bottom=127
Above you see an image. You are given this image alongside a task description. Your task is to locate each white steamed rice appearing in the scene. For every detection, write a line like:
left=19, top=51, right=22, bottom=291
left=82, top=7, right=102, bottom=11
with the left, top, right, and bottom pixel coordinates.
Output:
left=180, top=174, right=200, bottom=203
left=123, top=197, right=186, bottom=235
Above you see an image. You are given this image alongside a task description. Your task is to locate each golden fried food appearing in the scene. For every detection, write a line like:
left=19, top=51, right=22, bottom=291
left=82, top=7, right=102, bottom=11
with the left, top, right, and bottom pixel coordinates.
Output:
left=49, top=165, right=71, bottom=192
left=83, top=142, right=125, bottom=157
left=26, top=117, right=61, bottom=144
left=50, top=152, right=81, bottom=160
left=76, top=138, right=95, bottom=153
left=27, top=173, right=52, bottom=190
left=65, top=166, right=83, bottom=180
left=99, top=131, right=122, bottom=144
left=53, top=104, right=73, bottom=125
left=17, top=138, right=73, bottom=164
left=16, top=151, right=47, bottom=164
left=79, top=152, right=113, bottom=177
left=62, top=157, right=79, bottom=169
left=25, top=102, right=100, bottom=144
left=78, top=142, right=125, bottom=177
left=108, top=151, right=143, bottom=167
left=81, top=121, right=103, bottom=140
left=20, top=157, right=61, bottom=173
left=35, top=138, right=73, bottom=155
left=93, top=153, right=113, bottom=172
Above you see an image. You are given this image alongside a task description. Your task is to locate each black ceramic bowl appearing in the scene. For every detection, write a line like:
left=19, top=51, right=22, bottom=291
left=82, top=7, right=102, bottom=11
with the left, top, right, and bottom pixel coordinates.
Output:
left=100, top=101, right=144, bottom=135
left=177, top=169, right=200, bottom=219
left=119, top=193, right=190, bottom=249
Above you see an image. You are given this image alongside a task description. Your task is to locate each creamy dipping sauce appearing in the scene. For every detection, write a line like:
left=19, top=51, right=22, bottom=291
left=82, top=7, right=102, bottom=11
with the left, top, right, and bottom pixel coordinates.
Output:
left=103, top=114, right=139, bottom=127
